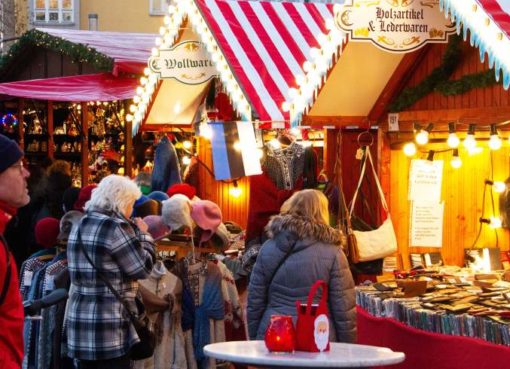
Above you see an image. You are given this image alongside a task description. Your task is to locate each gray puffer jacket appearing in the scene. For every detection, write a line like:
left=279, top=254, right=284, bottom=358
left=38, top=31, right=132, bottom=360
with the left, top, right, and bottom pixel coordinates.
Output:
left=247, top=214, right=356, bottom=342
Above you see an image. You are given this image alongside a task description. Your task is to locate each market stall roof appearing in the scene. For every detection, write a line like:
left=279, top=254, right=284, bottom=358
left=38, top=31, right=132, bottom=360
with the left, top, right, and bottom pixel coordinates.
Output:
left=0, top=73, right=140, bottom=102
left=37, top=28, right=157, bottom=74
left=440, top=0, right=510, bottom=89
left=130, top=0, right=346, bottom=133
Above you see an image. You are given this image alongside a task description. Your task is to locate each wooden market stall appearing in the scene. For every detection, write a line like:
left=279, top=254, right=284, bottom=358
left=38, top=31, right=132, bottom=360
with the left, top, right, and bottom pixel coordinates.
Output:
left=0, top=28, right=155, bottom=185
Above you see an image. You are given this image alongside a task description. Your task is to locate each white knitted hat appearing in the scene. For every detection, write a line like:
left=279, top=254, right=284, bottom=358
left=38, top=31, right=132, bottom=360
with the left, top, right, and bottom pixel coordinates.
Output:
left=161, top=194, right=193, bottom=231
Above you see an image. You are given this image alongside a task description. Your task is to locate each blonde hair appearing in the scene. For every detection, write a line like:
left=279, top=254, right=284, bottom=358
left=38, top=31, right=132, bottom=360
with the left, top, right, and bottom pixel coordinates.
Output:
left=280, top=189, right=330, bottom=225
left=84, top=174, right=141, bottom=215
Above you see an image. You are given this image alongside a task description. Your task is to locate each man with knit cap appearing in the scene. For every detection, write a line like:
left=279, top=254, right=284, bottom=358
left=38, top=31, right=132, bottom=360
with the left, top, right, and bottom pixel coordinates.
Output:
left=0, top=134, right=30, bottom=369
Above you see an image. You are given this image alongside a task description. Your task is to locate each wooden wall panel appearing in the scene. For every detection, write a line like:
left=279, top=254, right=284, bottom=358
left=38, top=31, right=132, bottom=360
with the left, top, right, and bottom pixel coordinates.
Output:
left=404, top=41, right=510, bottom=112
left=196, top=137, right=250, bottom=228
left=390, top=145, right=510, bottom=270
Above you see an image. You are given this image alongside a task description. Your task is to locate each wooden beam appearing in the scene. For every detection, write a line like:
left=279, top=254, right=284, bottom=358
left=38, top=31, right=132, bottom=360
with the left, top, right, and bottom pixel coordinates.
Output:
left=81, top=102, right=89, bottom=186
left=368, top=45, right=430, bottom=124
left=301, top=115, right=368, bottom=128
left=393, top=107, right=510, bottom=125
left=323, top=129, right=337, bottom=179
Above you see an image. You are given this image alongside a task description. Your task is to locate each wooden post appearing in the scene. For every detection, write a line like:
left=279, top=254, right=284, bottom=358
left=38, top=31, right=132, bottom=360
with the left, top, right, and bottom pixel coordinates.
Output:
left=124, top=101, right=133, bottom=178
left=323, top=128, right=337, bottom=180
left=81, top=102, right=89, bottom=186
left=17, top=99, right=25, bottom=150
left=47, top=101, right=54, bottom=159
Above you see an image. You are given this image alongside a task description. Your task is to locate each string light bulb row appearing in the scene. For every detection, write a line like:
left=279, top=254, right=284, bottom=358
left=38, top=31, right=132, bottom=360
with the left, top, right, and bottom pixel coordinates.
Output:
left=284, top=11, right=347, bottom=126
left=128, top=4, right=184, bottom=132
left=178, top=0, right=252, bottom=121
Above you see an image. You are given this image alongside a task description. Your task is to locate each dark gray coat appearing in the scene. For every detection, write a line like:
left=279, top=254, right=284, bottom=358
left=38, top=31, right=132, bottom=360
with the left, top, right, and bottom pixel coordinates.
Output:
left=247, top=214, right=356, bottom=342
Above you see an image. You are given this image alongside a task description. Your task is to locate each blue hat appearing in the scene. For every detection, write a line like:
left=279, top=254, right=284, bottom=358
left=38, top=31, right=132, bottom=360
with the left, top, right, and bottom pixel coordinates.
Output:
left=134, top=195, right=150, bottom=208
left=148, top=191, right=169, bottom=202
left=0, top=134, right=23, bottom=174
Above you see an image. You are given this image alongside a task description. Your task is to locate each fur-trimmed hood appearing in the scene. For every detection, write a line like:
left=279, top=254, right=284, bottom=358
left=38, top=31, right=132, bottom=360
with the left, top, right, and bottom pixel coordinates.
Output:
left=265, top=214, right=342, bottom=245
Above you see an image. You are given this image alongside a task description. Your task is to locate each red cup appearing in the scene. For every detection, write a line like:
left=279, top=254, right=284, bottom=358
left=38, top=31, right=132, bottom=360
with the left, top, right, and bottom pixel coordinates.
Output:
left=264, top=315, right=296, bottom=352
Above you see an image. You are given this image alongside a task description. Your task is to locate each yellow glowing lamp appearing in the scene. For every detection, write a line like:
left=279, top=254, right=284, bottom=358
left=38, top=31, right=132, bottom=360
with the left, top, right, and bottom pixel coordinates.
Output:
left=183, top=140, right=193, bottom=150
left=450, top=149, right=462, bottom=169
left=403, top=142, right=416, bottom=156
left=229, top=181, right=242, bottom=198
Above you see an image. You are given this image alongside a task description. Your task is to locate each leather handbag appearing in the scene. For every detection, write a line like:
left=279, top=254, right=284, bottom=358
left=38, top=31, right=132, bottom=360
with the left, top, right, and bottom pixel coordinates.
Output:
left=349, top=148, right=397, bottom=263
left=294, top=280, right=330, bottom=352
left=77, top=230, right=156, bottom=360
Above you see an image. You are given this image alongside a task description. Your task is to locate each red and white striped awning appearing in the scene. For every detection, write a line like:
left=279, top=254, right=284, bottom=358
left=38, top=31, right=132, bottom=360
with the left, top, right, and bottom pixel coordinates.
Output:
left=441, top=0, right=510, bottom=89
left=193, top=0, right=342, bottom=127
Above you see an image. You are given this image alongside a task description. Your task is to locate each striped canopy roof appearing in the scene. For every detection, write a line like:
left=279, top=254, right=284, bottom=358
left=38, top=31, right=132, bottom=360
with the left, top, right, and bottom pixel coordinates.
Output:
left=193, top=0, right=342, bottom=126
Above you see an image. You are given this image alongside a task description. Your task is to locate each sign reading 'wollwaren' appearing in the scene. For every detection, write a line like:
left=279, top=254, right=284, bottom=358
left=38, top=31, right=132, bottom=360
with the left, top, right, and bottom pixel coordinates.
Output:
left=334, top=0, right=455, bottom=53
left=149, top=41, right=217, bottom=85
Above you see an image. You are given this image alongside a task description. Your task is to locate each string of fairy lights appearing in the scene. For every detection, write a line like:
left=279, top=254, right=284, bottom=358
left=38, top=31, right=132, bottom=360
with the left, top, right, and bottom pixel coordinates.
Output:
left=401, top=121, right=510, bottom=229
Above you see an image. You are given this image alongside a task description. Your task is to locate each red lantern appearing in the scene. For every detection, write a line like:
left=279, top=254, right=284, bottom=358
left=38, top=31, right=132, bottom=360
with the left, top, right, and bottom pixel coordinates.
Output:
left=264, top=315, right=296, bottom=353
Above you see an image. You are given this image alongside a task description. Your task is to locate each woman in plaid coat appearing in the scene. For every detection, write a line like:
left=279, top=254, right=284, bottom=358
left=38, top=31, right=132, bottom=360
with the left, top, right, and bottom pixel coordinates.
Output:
left=66, top=175, right=156, bottom=369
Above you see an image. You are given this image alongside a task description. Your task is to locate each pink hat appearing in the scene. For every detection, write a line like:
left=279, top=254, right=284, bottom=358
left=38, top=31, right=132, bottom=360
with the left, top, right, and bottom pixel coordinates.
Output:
left=143, top=215, right=172, bottom=241
left=191, top=200, right=222, bottom=244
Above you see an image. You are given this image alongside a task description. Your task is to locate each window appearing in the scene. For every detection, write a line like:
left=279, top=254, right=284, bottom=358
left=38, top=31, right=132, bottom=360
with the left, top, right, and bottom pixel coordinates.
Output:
left=34, top=0, right=74, bottom=23
left=150, top=0, right=170, bottom=15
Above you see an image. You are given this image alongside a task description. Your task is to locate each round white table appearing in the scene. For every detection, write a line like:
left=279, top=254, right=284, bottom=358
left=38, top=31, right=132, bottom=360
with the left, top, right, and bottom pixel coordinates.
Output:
left=204, top=341, right=405, bottom=368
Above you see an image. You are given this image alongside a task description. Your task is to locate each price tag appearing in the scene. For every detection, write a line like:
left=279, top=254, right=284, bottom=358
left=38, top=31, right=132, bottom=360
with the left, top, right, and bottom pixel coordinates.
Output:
left=388, top=113, right=399, bottom=132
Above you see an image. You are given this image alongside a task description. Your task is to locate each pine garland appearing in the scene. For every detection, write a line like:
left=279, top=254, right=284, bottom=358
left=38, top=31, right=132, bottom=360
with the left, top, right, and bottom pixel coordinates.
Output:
left=388, top=35, right=499, bottom=112
left=0, top=29, right=113, bottom=75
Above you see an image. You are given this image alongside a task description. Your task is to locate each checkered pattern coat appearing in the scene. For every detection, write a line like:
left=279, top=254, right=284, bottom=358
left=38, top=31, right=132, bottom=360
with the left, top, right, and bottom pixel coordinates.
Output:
left=66, top=207, right=156, bottom=360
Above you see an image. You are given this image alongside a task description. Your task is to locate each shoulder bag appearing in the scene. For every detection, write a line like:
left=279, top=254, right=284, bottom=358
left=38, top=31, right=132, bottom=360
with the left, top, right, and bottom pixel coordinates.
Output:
left=76, top=230, right=156, bottom=360
left=348, top=148, right=397, bottom=263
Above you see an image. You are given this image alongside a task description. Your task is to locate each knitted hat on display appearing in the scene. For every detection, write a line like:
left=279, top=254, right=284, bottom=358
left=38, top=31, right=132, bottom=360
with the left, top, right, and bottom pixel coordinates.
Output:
left=143, top=215, right=172, bottom=241
left=62, top=187, right=81, bottom=213
left=148, top=191, right=169, bottom=202
left=35, top=217, right=60, bottom=248
left=73, top=184, right=97, bottom=212
left=57, top=210, right=84, bottom=242
left=0, top=134, right=23, bottom=174
left=166, top=183, right=196, bottom=200
left=133, top=198, right=161, bottom=218
left=161, top=194, right=193, bottom=231
left=209, top=222, right=231, bottom=250
left=191, top=200, right=222, bottom=244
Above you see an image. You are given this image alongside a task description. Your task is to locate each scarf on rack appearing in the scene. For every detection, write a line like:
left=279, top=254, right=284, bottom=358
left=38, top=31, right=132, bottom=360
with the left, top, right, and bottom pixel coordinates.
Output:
left=193, top=262, right=224, bottom=369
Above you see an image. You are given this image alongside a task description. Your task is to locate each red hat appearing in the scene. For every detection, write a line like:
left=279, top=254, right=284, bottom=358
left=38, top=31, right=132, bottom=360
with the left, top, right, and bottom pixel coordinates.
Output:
left=35, top=217, right=60, bottom=249
left=74, top=184, right=97, bottom=211
left=191, top=200, right=222, bottom=244
left=166, top=183, right=196, bottom=200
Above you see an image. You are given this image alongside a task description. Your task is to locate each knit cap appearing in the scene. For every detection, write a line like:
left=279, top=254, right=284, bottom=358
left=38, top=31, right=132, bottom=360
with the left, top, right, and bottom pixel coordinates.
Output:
left=0, top=134, right=23, bottom=173
left=74, top=184, right=97, bottom=212
left=166, top=183, right=196, bottom=200
left=35, top=217, right=60, bottom=248
left=147, top=191, right=169, bottom=202
left=143, top=215, right=172, bottom=241
left=161, top=194, right=193, bottom=231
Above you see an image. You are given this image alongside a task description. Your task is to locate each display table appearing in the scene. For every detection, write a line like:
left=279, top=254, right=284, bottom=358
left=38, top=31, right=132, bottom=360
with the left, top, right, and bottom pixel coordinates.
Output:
left=357, top=306, right=510, bottom=369
left=204, top=340, right=405, bottom=368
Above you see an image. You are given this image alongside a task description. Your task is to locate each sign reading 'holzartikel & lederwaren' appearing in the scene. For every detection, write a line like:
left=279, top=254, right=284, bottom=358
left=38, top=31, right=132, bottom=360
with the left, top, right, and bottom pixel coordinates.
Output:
left=334, top=0, right=455, bottom=53
left=149, top=41, right=217, bottom=84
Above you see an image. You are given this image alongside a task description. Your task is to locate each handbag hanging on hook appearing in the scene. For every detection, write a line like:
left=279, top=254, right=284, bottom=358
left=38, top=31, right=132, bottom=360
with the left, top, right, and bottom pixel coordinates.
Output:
left=348, top=148, right=398, bottom=263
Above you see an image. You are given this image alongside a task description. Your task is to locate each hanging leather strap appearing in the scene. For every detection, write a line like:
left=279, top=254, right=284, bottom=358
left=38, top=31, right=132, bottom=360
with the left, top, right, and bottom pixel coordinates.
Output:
left=349, top=148, right=389, bottom=217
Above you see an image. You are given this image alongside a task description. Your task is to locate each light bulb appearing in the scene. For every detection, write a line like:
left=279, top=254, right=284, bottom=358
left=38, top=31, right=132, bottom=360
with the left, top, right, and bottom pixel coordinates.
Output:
left=269, top=139, right=281, bottom=149
left=493, top=181, right=506, bottom=193
left=463, top=134, right=476, bottom=150
left=450, top=156, right=462, bottom=169
left=233, top=141, right=242, bottom=151
left=489, top=135, right=502, bottom=150
left=200, top=123, right=212, bottom=139
left=182, top=156, right=191, bottom=165
left=490, top=217, right=502, bottom=229
left=415, top=130, right=429, bottom=145
left=183, top=140, right=192, bottom=150
left=403, top=142, right=416, bottom=156
left=281, top=102, right=291, bottom=112
left=447, top=133, right=460, bottom=148
left=229, top=185, right=242, bottom=198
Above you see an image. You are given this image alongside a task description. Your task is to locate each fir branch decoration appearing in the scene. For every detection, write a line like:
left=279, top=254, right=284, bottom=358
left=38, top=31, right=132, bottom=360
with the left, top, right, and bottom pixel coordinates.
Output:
left=389, top=34, right=463, bottom=112
left=435, top=69, right=497, bottom=96
left=0, top=29, right=113, bottom=75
